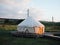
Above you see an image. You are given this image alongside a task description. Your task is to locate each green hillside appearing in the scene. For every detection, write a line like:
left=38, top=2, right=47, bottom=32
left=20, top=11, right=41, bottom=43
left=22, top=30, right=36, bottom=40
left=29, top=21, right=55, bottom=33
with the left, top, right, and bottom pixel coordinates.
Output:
left=40, top=21, right=60, bottom=31
left=0, top=19, right=60, bottom=32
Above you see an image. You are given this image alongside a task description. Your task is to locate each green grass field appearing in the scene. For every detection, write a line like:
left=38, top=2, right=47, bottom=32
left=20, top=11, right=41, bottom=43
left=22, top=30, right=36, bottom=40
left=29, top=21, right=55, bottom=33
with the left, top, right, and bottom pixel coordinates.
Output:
left=0, top=25, right=60, bottom=32
left=0, top=30, right=60, bottom=45
left=0, top=25, right=17, bottom=30
left=0, top=25, right=60, bottom=45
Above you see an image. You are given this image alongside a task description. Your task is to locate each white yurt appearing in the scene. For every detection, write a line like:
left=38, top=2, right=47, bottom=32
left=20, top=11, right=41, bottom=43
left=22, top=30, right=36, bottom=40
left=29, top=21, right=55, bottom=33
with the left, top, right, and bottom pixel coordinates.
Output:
left=17, top=16, right=45, bottom=35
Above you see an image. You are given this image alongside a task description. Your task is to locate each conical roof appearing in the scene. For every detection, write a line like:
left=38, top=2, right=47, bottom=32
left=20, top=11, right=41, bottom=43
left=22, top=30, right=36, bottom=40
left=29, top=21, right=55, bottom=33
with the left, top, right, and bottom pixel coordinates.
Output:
left=18, top=17, right=44, bottom=27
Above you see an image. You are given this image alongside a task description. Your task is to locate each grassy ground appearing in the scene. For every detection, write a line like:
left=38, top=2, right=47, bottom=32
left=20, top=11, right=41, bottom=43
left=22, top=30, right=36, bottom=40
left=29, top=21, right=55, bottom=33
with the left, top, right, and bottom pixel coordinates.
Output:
left=0, top=30, right=60, bottom=45
left=0, top=25, right=60, bottom=32
left=0, top=25, right=17, bottom=30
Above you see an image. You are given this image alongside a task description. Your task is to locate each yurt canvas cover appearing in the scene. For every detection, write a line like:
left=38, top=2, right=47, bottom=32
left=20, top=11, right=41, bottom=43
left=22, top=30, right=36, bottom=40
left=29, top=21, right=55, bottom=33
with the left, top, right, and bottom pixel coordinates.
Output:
left=17, top=17, right=45, bottom=34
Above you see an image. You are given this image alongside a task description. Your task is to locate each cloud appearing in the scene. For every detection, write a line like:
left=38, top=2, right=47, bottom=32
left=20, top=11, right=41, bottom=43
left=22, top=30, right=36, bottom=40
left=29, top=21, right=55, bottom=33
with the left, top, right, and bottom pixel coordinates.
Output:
left=0, top=0, right=43, bottom=20
left=0, top=0, right=30, bottom=8
left=0, top=0, right=30, bottom=18
left=28, top=8, right=45, bottom=20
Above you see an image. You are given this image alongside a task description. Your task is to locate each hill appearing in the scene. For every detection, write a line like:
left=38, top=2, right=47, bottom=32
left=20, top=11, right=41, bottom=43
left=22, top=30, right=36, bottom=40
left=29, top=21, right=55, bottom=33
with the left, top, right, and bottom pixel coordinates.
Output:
left=0, top=18, right=60, bottom=31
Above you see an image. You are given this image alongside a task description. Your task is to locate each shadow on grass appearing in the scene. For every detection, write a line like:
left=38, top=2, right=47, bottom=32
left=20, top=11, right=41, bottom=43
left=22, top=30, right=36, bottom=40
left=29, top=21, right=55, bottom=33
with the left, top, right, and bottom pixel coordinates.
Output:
left=0, top=30, right=60, bottom=45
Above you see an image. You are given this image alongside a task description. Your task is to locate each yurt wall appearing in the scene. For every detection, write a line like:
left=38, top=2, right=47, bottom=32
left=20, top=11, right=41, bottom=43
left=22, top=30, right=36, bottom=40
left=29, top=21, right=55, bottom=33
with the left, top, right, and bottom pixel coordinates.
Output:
left=17, top=26, right=35, bottom=33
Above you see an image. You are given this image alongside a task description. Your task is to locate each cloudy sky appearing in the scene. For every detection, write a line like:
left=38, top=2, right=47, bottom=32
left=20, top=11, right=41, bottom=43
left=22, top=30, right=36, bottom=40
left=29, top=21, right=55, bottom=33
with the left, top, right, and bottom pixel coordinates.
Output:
left=0, top=0, right=60, bottom=22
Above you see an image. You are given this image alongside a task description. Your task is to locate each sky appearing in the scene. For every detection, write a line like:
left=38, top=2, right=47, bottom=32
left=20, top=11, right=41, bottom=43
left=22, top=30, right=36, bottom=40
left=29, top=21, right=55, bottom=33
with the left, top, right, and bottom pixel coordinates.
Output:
left=0, top=0, right=60, bottom=22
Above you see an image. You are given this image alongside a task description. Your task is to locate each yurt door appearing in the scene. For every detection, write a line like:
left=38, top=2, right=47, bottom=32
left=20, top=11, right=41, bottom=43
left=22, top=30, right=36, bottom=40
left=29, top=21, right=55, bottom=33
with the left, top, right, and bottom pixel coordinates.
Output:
left=35, top=27, right=40, bottom=34
left=35, top=27, right=43, bottom=34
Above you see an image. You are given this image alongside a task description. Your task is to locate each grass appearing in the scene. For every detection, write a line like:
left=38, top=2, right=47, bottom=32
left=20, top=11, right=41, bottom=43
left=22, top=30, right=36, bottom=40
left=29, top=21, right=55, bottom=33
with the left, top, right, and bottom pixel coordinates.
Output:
left=0, top=30, right=60, bottom=45
left=0, top=25, right=17, bottom=30
left=0, top=25, right=60, bottom=45
left=0, top=25, right=60, bottom=32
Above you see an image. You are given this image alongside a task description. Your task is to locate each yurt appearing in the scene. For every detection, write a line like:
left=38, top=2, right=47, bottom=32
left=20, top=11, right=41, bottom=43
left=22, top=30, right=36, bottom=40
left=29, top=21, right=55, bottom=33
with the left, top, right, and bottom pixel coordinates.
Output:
left=17, top=16, right=45, bottom=35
